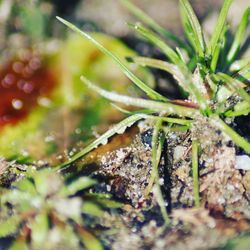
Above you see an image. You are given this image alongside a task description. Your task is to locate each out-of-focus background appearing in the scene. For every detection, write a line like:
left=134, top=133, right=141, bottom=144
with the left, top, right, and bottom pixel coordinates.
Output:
left=1, top=0, right=249, bottom=48
left=0, top=0, right=248, bottom=164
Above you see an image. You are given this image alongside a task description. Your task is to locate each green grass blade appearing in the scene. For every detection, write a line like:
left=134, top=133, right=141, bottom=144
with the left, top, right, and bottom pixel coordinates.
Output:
left=210, top=25, right=227, bottom=72
left=151, top=120, right=170, bottom=225
left=0, top=216, right=22, bottom=237
left=81, top=76, right=199, bottom=117
left=208, top=0, right=233, bottom=57
left=230, top=58, right=250, bottom=72
left=179, top=0, right=206, bottom=58
left=121, top=0, right=189, bottom=51
left=78, top=228, right=103, bottom=250
left=180, top=2, right=196, bottom=52
left=130, top=57, right=210, bottom=113
left=227, top=7, right=250, bottom=63
left=57, top=113, right=147, bottom=170
left=192, top=139, right=200, bottom=207
left=111, top=103, right=156, bottom=116
left=225, top=106, right=250, bottom=117
left=215, top=73, right=250, bottom=103
left=128, top=23, right=181, bottom=65
left=56, top=16, right=166, bottom=102
left=235, top=60, right=250, bottom=80
left=111, top=104, right=192, bottom=125
left=213, top=116, right=250, bottom=154
left=225, top=109, right=250, bottom=117
left=60, top=177, right=97, bottom=196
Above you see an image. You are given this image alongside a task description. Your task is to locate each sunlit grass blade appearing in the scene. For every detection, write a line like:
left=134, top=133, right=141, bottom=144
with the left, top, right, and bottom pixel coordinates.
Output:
left=151, top=120, right=170, bottom=225
left=210, top=25, right=227, bottom=72
left=111, top=104, right=193, bottom=125
left=180, top=2, right=196, bottom=52
left=78, top=227, right=103, bottom=250
left=59, top=177, right=97, bottom=196
left=111, top=103, right=154, bottom=115
left=121, top=0, right=189, bottom=51
left=192, top=139, right=200, bottom=207
left=225, top=101, right=250, bottom=117
left=81, top=76, right=199, bottom=117
left=215, top=73, right=250, bottom=103
left=129, top=57, right=210, bottom=113
left=179, top=0, right=206, bottom=58
left=128, top=23, right=181, bottom=65
left=213, top=116, right=250, bottom=154
left=235, top=60, right=250, bottom=80
left=230, top=58, right=250, bottom=72
left=56, top=16, right=166, bottom=102
left=227, top=7, right=250, bottom=64
left=57, top=114, right=147, bottom=170
left=208, top=0, right=233, bottom=57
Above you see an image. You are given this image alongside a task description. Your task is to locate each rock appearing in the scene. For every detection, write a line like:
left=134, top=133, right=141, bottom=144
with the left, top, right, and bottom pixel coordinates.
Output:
left=242, top=172, right=250, bottom=195
left=235, top=155, right=250, bottom=170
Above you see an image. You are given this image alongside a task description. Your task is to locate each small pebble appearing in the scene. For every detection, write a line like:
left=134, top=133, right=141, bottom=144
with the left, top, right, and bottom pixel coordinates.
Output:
left=235, top=155, right=250, bottom=170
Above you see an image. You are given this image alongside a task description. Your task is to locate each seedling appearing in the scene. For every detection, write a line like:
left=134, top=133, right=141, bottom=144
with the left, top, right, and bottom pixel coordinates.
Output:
left=0, top=169, right=120, bottom=250
left=56, top=0, right=250, bottom=219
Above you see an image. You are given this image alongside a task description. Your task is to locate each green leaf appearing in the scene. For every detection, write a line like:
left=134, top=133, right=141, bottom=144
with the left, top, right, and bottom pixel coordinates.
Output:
left=213, top=116, right=250, bottom=154
left=56, top=16, right=166, bottom=102
left=208, top=0, right=233, bottom=57
left=129, top=57, right=209, bottom=113
left=0, top=216, right=21, bottom=237
left=60, top=177, right=96, bottom=196
left=78, top=228, right=103, bottom=250
left=221, top=232, right=250, bottom=250
left=230, top=58, right=250, bottom=72
left=15, top=178, right=37, bottom=196
left=179, top=0, right=206, bottom=58
left=235, top=60, right=250, bottom=80
left=227, top=7, right=250, bottom=63
left=1, top=189, right=32, bottom=206
left=82, top=202, right=104, bottom=217
left=19, top=5, right=45, bottom=40
left=210, top=24, right=227, bottom=72
left=80, top=76, right=199, bottom=117
left=10, top=238, right=28, bottom=250
left=151, top=120, right=170, bottom=225
left=215, top=73, right=250, bottom=103
left=128, top=23, right=181, bottom=65
left=96, top=198, right=122, bottom=209
left=33, top=170, right=61, bottom=197
left=121, top=0, right=189, bottom=51
left=30, top=212, right=49, bottom=248
left=225, top=100, right=250, bottom=117
left=192, top=139, right=200, bottom=207
left=57, top=113, right=147, bottom=170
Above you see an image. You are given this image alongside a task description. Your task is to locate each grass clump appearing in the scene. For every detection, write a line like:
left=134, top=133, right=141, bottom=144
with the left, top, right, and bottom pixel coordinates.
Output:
left=0, top=168, right=120, bottom=250
left=56, top=0, right=250, bottom=220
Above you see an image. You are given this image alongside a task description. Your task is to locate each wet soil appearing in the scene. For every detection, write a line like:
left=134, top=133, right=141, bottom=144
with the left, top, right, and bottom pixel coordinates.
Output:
left=70, top=116, right=250, bottom=250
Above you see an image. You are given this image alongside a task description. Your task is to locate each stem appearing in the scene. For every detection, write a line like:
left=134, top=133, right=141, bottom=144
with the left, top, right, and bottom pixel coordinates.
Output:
left=81, top=75, right=199, bottom=118
left=213, top=116, right=250, bottom=154
left=151, top=120, right=170, bottom=225
left=192, top=139, right=200, bottom=207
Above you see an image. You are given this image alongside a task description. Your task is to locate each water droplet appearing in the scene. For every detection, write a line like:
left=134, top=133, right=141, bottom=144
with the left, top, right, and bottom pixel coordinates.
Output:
left=2, top=74, right=15, bottom=87
left=12, top=99, right=23, bottom=110
left=12, top=61, right=24, bottom=73
left=159, top=178, right=164, bottom=186
left=23, top=82, right=34, bottom=94
left=22, top=66, right=34, bottom=78
left=75, top=128, right=81, bottom=134
left=45, top=135, right=55, bottom=142
left=37, top=97, right=51, bottom=107
left=29, top=57, right=41, bottom=70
